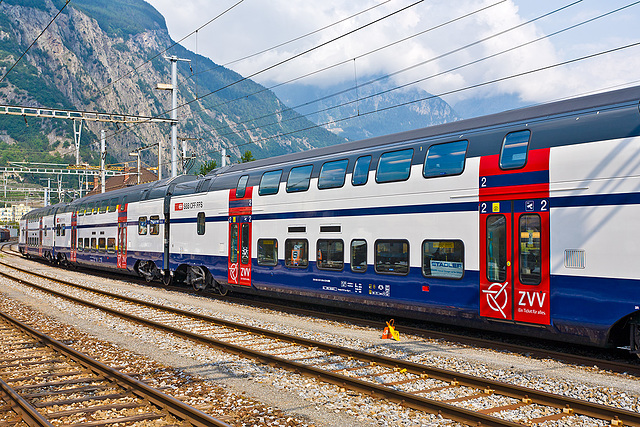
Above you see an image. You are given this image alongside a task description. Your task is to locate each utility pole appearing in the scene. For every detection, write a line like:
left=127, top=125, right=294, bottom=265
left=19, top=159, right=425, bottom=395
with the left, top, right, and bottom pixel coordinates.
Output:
left=158, top=55, right=190, bottom=178
left=100, top=129, right=106, bottom=193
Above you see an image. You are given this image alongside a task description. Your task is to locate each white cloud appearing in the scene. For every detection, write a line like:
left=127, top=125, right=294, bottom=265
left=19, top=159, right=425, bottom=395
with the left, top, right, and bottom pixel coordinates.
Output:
left=146, top=0, right=640, bottom=106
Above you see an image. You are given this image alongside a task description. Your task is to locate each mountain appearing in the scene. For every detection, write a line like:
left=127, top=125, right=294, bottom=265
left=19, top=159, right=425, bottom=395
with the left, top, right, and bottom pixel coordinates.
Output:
left=0, top=0, right=346, bottom=176
left=272, top=79, right=459, bottom=141
left=453, top=93, right=527, bottom=119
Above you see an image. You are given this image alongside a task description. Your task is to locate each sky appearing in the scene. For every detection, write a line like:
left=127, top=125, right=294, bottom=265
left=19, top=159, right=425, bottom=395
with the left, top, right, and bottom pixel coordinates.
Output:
left=144, top=0, right=640, bottom=109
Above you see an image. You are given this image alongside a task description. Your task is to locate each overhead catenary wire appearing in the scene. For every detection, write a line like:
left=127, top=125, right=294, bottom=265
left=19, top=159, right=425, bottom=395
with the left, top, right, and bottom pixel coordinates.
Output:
left=171, top=40, right=640, bottom=166
left=96, top=0, right=245, bottom=95
left=188, top=0, right=507, bottom=133
left=188, top=0, right=393, bottom=81
left=0, top=0, right=71, bottom=83
left=102, top=0, right=454, bottom=141
left=208, top=0, right=639, bottom=142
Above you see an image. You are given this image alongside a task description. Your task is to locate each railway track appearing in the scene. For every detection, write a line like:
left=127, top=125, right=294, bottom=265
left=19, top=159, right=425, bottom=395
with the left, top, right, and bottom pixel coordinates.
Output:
left=7, top=243, right=638, bottom=378
left=0, top=306, right=230, bottom=427
left=0, top=257, right=637, bottom=427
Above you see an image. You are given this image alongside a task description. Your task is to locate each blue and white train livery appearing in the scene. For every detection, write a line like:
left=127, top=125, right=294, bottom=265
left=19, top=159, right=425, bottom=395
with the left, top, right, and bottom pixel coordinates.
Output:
left=19, top=85, right=640, bottom=354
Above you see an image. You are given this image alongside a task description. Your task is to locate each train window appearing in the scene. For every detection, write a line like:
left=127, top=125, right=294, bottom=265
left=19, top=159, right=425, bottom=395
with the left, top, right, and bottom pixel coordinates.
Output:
left=376, top=149, right=413, bottom=183
left=120, top=196, right=127, bottom=211
left=500, top=130, right=530, bottom=169
left=98, top=238, right=106, bottom=253
left=78, top=238, right=83, bottom=251
left=422, top=240, right=464, bottom=279
left=316, top=239, right=344, bottom=271
left=56, top=224, right=61, bottom=237
left=236, top=175, right=249, bottom=198
left=100, top=200, right=108, bottom=214
left=375, top=240, right=409, bottom=275
left=138, top=216, right=148, bottom=235
left=61, top=224, right=65, bottom=236
left=287, top=165, right=313, bottom=193
left=519, top=214, right=541, bottom=285
left=318, top=159, right=348, bottom=189
left=241, top=223, right=250, bottom=264
left=109, top=198, right=118, bottom=212
left=84, top=238, right=90, bottom=250
left=107, top=237, right=116, bottom=254
left=77, top=205, right=84, bottom=216
left=350, top=239, right=367, bottom=272
left=91, top=237, right=97, bottom=252
left=486, top=215, right=507, bottom=282
left=285, top=239, right=308, bottom=268
left=257, top=239, right=278, bottom=266
left=424, top=140, right=468, bottom=178
left=259, top=170, right=282, bottom=195
left=229, top=223, right=238, bottom=263
left=352, top=156, right=371, bottom=186
left=197, top=212, right=205, bottom=235
left=150, top=215, right=160, bottom=235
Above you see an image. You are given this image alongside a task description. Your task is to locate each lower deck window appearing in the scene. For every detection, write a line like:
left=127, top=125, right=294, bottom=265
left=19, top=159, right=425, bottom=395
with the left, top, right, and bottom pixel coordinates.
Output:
left=350, top=239, right=367, bottom=272
left=91, top=237, right=97, bottom=252
left=107, top=237, right=116, bottom=254
left=285, top=239, right=308, bottom=268
left=257, top=239, right=278, bottom=266
left=422, top=240, right=464, bottom=279
left=316, top=239, right=344, bottom=271
left=98, top=238, right=106, bottom=253
left=78, top=238, right=84, bottom=251
left=375, top=240, right=409, bottom=275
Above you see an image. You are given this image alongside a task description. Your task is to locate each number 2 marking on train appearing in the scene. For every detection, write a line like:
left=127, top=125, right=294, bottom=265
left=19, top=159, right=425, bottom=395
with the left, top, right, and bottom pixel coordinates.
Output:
left=481, top=177, right=487, bottom=187
left=480, top=203, right=487, bottom=213
left=541, top=199, right=548, bottom=211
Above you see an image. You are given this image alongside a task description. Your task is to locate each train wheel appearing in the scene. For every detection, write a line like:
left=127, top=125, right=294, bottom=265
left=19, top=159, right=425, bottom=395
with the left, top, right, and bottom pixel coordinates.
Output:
left=187, top=265, right=209, bottom=292
left=161, top=272, right=172, bottom=286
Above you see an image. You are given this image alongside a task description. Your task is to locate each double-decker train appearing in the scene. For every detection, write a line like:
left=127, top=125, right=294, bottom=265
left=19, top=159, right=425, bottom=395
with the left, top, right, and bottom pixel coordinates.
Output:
left=19, top=86, right=640, bottom=354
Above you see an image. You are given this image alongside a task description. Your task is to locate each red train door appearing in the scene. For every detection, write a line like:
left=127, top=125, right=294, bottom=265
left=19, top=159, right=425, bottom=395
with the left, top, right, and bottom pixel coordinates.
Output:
left=70, top=212, right=77, bottom=262
left=479, top=146, right=550, bottom=325
left=117, top=203, right=127, bottom=269
left=228, top=187, right=252, bottom=287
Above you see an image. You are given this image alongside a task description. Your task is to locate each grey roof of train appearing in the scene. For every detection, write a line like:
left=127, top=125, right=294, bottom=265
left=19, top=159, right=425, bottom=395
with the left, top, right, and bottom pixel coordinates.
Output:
left=206, top=84, right=640, bottom=176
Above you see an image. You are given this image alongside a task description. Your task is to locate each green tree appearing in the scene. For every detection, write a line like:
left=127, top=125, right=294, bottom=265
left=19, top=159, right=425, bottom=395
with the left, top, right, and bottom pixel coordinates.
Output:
left=198, top=159, right=218, bottom=176
left=239, top=150, right=255, bottom=163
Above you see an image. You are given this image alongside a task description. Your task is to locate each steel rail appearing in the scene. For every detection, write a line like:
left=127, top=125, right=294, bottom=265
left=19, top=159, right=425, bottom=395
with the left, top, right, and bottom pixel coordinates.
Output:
left=0, top=309, right=232, bottom=427
left=1, top=262, right=638, bottom=426
left=0, top=377, right=54, bottom=427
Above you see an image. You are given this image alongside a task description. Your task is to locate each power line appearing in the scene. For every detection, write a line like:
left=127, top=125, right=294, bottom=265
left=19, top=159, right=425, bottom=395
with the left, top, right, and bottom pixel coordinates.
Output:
left=182, top=40, right=640, bottom=164
left=201, top=0, right=588, bottom=139
left=187, top=0, right=393, bottom=81
left=105, top=0, right=426, bottom=142
left=96, top=0, right=245, bottom=95
left=0, top=0, right=71, bottom=83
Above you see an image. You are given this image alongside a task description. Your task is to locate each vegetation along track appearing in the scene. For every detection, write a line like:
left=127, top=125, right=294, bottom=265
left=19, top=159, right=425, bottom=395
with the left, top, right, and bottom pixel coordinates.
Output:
left=0, top=307, right=230, bottom=427
left=0, top=257, right=638, bottom=427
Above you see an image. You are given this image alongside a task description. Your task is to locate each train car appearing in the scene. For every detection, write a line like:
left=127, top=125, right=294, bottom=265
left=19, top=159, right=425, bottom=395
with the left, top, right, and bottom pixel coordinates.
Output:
left=18, top=85, right=640, bottom=354
left=0, top=227, right=11, bottom=242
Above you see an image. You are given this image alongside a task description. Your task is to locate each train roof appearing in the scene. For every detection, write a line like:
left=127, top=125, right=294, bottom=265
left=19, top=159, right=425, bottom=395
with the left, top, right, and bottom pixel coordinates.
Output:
left=206, top=84, right=640, bottom=176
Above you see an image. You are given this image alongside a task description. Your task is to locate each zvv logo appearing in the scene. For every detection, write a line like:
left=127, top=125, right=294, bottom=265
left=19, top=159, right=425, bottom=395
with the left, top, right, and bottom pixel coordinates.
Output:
left=483, top=282, right=509, bottom=318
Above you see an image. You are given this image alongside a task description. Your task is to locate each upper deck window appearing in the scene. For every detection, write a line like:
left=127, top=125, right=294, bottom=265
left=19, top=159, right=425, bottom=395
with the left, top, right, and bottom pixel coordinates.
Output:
left=287, top=165, right=313, bottom=193
left=352, top=156, right=371, bottom=186
left=376, top=149, right=413, bottom=183
left=500, top=130, right=531, bottom=169
left=259, top=170, right=282, bottom=195
left=424, top=140, right=468, bottom=178
left=236, top=175, right=249, bottom=198
left=318, top=159, right=348, bottom=189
